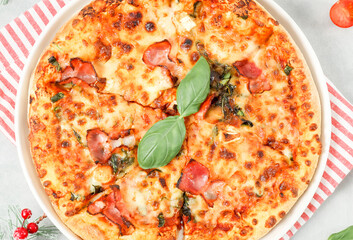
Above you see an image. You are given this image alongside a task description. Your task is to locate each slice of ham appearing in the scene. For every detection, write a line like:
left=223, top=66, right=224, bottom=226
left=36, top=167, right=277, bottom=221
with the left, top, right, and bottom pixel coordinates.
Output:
left=143, top=40, right=172, bottom=67
left=87, top=200, right=106, bottom=215
left=143, top=40, right=179, bottom=76
left=233, top=60, right=272, bottom=94
left=60, top=58, right=97, bottom=85
left=87, top=186, right=134, bottom=235
left=248, top=77, right=271, bottom=94
left=233, top=60, right=262, bottom=79
left=111, top=185, right=131, bottom=218
left=177, top=160, right=210, bottom=195
left=202, top=180, right=226, bottom=207
left=87, top=129, right=112, bottom=164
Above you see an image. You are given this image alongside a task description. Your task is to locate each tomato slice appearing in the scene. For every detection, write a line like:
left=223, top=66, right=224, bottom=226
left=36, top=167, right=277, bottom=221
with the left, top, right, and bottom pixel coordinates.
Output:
left=330, top=0, right=353, bottom=28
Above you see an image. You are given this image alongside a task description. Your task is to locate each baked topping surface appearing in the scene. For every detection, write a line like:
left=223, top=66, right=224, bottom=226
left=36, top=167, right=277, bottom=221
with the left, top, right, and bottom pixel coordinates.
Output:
left=28, top=0, right=321, bottom=239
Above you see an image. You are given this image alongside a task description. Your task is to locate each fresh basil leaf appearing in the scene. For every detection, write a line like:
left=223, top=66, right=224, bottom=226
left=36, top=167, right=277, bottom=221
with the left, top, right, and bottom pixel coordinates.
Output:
left=329, top=226, right=353, bottom=240
left=50, top=92, right=65, bottom=103
left=177, top=57, right=210, bottom=117
left=137, top=116, right=186, bottom=169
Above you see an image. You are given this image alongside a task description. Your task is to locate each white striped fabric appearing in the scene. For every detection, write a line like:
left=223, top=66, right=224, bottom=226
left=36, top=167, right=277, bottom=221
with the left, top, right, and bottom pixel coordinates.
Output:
left=0, top=0, right=352, bottom=239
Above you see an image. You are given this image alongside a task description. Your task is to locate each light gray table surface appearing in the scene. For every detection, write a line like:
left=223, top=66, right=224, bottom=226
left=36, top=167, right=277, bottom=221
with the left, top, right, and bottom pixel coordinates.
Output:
left=0, top=0, right=352, bottom=239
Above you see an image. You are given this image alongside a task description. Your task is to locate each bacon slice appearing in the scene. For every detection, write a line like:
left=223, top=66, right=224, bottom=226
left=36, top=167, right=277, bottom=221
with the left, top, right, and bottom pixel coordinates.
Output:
left=87, top=186, right=134, bottom=235
left=233, top=60, right=262, bottom=79
left=87, top=200, right=106, bottom=215
left=248, top=77, right=271, bottom=94
left=177, top=160, right=210, bottom=195
left=87, top=129, right=112, bottom=164
left=60, top=58, right=97, bottom=85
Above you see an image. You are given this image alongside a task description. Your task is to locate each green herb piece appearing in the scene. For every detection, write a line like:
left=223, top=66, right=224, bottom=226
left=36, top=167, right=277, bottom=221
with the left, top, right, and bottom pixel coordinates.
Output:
left=284, top=65, right=293, bottom=76
left=236, top=109, right=245, bottom=117
left=255, top=192, right=262, bottom=197
left=109, top=152, right=135, bottom=174
left=190, top=1, right=202, bottom=18
left=328, top=226, right=353, bottom=240
left=70, top=192, right=84, bottom=201
left=157, top=213, right=165, bottom=227
left=241, top=15, right=248, bottom=20
left=241, top=119, right=254, bottom=127
left=48, top=56, right=62, bottom=72
left=255, top=189, right=264, bottom=198
left=109, top=154, right=119, bottom=174
left=52, top=42, right=64, bottom=53
left=220, top=72, right=231, bottom=85
left=91, top=185, right=103, bottom=195
left=50, top=92, right=64, bottom=103
left=177, top=56, right=211, bottom=117
left=181, top=192, right=192, bottom=222
left=73, top=129, right=83, bottom=145
left=53, top=106, right=61, bottom=119
left=137, top=116, right=186, bottom=169
left=62, top=82, right=74, bottom=89
left=212, top=125, right=219, bottom=138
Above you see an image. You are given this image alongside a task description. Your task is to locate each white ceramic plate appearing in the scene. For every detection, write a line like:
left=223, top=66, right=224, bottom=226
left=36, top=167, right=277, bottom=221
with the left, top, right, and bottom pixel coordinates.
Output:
left=15, top=0, right=331, bottom=239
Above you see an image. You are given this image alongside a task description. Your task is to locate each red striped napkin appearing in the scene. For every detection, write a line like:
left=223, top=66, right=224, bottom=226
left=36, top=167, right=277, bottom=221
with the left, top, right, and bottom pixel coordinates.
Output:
left=0, top=0, right=352, bottom=239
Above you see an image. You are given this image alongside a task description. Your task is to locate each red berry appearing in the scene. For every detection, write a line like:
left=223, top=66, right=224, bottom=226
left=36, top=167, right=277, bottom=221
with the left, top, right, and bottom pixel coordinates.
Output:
left=27, top=222, right=39, bottom=234
left=13, top=227, right=28, bottom=240
left=21, top=209, right=32, bottom=220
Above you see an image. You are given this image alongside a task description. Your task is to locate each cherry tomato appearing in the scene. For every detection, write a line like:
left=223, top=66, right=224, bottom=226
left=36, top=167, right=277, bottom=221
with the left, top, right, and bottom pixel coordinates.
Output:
left=330, top=0, right=353, bottom=28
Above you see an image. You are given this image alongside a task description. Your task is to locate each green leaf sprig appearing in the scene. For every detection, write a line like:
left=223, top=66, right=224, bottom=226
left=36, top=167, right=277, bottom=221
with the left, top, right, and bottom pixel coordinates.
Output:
left=328, top=225, right=353, bottom=240
left=137, top=57, right=210, bottom=169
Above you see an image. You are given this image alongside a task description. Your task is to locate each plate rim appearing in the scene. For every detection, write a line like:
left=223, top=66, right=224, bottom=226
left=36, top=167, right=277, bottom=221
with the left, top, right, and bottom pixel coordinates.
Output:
left=15, top=0, right=331, bottom=239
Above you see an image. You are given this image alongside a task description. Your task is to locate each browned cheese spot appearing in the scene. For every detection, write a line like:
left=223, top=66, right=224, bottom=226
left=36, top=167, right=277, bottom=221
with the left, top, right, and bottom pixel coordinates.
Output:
left=125, top=11, right=142, bottom=30
left=252, top=218, right=258, bottom=225
left=181, top=38, right=193, bottom=51
left=190, top=52, right=200, bottom=62
left=94, top=39, right=112, bottom=61
left=145, top=22, right=156, bottom=32
left=219, top=147, right=236, bottom=159
left=309, top=123, right=318, bottom=131
left=43, top=180, right=51, bottom=187
left=265, top=216, right=277, bottom=228
left=279, top=211, right=286, bottom=218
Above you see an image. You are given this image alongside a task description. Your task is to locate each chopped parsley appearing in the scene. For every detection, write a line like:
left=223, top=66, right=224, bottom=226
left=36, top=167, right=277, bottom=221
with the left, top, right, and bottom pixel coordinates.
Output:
left=48, top=56, right=62, bottom=72
left=284, top=65, right=293, bottom=76
left=241, top=15, right=248, bottom=20
left=157, top=213, right=165, bottom=227
left=70, top=192, right=84, bottom=201
left=241, top=119, right=254, bottom=127
left=181, top=192, right=192, bottom=222
left=50, top=92, right=64, bottom=103
left=91, top=185, right=103, bottom=195
left=109, top=151, right=135, bottom=175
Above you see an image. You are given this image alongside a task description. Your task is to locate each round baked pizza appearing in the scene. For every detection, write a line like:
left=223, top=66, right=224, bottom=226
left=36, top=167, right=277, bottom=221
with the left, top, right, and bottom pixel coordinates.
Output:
left=28, top=0, right=322, bottom=239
